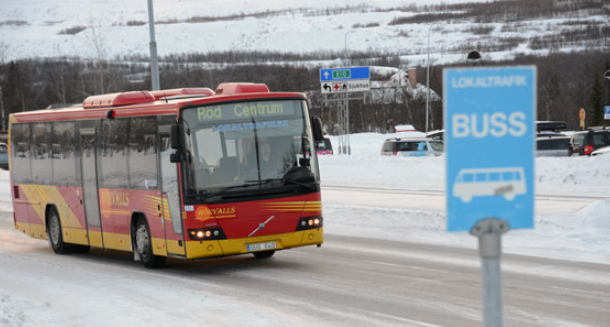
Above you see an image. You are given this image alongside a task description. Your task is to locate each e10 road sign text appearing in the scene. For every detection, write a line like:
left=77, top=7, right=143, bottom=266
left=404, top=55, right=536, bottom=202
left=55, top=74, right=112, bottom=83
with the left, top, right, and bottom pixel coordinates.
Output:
left=333, top=70, right=350, bottom=79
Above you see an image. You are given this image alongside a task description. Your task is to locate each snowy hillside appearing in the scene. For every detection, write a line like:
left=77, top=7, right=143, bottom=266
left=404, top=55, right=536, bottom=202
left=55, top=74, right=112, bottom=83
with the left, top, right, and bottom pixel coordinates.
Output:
left=1, top=0, right=607, bottom=65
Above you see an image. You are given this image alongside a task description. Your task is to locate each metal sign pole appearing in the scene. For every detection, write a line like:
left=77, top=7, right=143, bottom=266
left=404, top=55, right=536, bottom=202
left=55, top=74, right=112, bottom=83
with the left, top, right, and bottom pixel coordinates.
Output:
left=470, top=218, right=509, bottom=327
left=337, top=97, right=345, bottom=155
left=345, top=93, right=351, bottom=155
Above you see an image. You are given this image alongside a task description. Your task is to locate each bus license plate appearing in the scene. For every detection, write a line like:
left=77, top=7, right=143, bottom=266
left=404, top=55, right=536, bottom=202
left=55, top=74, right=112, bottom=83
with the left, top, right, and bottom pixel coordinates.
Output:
left=247, top=241, right=276, bottom=252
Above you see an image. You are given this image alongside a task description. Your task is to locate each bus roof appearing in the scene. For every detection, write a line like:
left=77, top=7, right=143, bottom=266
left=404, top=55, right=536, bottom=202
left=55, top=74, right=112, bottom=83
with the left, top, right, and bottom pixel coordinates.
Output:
left=11, top=83, right=307, bottom=123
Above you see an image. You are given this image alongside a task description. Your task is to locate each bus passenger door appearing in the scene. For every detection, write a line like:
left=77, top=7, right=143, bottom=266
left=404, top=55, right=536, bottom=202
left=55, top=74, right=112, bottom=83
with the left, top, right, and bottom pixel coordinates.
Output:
left=79, top=129, right=103, bottom=248
left=159, top=128, right=185, bottom=256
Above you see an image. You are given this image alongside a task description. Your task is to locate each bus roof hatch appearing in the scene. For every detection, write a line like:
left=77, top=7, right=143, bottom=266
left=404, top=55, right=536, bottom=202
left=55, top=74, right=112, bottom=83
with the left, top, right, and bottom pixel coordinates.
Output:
left=82, top=91, right=155, bottom=109
left=150, top=88, right=215, bottom=100
left=215, top=83, right=270, bottom=95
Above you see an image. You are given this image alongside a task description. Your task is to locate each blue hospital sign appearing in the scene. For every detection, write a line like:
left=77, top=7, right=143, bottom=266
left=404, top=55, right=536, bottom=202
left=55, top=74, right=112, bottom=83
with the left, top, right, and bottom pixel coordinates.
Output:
left=444, top=66, right=536, bottom=232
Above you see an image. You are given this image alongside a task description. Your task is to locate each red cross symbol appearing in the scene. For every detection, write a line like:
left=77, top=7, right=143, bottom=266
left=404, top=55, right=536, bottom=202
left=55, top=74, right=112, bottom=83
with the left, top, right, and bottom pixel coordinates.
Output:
left=333, top=84, right=340, bottom=91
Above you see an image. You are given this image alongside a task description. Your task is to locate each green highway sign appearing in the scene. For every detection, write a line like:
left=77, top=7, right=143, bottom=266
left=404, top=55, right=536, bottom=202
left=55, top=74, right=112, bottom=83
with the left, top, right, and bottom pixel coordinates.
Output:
left=320, top=67, right=370, bottom=81
left=332, top=70, right=351, bottom=79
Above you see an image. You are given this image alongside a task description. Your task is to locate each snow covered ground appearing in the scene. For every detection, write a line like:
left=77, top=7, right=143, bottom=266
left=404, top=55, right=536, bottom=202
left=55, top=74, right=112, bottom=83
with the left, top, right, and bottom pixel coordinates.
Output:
left=0, top=0, right=605, bottom=65
left=317, top=132, right=610, bottom=264
left=1, top=131, right=608, bottom=266
left=0, top=131, right=609, bottom=326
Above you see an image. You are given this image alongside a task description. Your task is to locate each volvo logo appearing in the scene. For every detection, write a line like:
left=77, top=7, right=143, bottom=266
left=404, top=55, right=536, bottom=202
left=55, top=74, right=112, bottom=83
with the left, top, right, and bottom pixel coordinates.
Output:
left=248, top=215, right=275, bottom=237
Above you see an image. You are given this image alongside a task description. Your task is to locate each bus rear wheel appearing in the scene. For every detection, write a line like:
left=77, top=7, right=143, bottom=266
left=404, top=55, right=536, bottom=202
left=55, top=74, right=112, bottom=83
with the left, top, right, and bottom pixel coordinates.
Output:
left=47, top=208, right=70, bottom=254
left=253, top=250, right=275, bottom=259
left=134, top=219, right=166, bottom=269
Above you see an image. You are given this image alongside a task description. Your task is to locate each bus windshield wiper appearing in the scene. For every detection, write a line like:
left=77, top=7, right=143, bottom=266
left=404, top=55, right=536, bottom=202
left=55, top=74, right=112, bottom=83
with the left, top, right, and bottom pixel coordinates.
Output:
left=282, top=178, right=316, bottom=190
left=247, top=177, right=315, bottom=191
left=189, top=183, right=259, bottom=201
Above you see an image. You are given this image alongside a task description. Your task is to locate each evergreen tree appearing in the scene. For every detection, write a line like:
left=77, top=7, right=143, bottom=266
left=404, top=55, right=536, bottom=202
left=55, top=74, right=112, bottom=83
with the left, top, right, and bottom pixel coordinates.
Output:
left=588, top=72, right=604, bottom=126
left=5, top=61, right=26, bottom=114
left=604, top=58, right=610, bottom=106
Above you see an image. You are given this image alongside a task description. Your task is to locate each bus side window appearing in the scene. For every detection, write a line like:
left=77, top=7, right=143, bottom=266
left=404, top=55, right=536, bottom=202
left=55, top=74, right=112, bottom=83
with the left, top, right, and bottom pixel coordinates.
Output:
left=475, top=173, right=486, bottom=182
left=489, top=172, right=500, bottom=182
left=11, top=123, right=33, bottom=183
left=463, top=173, right=474, bottom=183
left=514, top=171, right=522, bottom=181
left=502, top=172, right=513, bottom=181
left=128, top=117, right=158, bottom=190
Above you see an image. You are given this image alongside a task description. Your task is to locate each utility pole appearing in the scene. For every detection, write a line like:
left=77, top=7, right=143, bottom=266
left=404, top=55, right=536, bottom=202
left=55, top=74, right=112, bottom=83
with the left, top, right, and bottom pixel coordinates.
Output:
left=147, top=0, right=160, bottom=91
left=0, top=84, right=5, bottom=131
left=426, top=25, right=433, bottom=133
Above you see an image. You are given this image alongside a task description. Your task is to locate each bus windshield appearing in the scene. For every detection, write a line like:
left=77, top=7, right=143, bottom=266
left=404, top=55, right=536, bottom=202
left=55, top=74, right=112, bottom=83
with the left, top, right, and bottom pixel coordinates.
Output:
left=181, top=99, right=319, bottom=197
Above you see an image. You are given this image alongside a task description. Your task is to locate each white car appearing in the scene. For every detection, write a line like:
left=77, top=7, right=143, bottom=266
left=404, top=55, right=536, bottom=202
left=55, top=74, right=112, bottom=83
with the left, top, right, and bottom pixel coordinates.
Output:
left=591, top=145, right=610, bottom=156
left=381, top=138, right=444, bottom=157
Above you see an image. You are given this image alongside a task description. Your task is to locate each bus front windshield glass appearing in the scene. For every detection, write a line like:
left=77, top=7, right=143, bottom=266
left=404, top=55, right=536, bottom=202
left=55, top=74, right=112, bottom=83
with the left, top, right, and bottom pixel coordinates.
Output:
left=182, top=99, right=319, bottom=196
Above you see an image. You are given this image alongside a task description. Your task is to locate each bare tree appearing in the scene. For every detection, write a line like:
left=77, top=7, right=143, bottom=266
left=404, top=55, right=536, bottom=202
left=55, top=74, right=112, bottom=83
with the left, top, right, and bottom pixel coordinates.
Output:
left=87, top=21, right=108, bottom=94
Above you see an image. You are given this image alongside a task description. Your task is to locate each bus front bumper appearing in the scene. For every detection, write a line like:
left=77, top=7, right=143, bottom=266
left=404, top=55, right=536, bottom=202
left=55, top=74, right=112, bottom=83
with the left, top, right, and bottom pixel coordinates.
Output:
left=184, top=228, right=323, bottom=260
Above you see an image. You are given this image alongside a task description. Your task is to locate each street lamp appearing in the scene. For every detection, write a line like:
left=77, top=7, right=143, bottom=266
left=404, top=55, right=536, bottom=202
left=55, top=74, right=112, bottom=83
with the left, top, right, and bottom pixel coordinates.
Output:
left=344, top=30, right=356, bottom=66
left=467, top=50, right=482, bottom=66
left=147, top=0, right=160, bottom=91
left=604, top=69, right=610, bottom=106
left=425, top=25, right=434, bottom=133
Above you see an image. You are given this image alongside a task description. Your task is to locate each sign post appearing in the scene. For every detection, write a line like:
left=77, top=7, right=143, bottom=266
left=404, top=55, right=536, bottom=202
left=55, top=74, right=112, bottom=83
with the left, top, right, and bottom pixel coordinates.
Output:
left=320, top=67, right=370, bottom=155
left=444, top=66, right=536, bottom=327
left=604, top=106, right=610, bottom=121
left=320, top=67, right=371, bottom=94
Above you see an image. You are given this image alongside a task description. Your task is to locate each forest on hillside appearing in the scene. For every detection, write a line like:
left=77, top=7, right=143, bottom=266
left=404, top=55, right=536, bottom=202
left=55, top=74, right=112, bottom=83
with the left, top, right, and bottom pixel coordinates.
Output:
left=1, top=49, right=608, bottom=133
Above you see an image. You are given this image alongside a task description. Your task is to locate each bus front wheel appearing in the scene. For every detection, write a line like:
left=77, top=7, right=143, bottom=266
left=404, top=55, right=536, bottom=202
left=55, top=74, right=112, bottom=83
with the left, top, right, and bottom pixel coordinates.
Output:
left=47, top=208, right=70, bottom=254
left=134, top=219, right=166, bottom=269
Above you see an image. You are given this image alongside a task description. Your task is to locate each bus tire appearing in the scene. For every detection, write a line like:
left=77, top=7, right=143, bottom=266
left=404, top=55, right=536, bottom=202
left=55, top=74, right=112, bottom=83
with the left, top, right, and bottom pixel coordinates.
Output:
left=47, top=208, right=70, bottom=254
left=134, top=218, right=166, bottom=269
left=252, top=250, right=275, bottom=259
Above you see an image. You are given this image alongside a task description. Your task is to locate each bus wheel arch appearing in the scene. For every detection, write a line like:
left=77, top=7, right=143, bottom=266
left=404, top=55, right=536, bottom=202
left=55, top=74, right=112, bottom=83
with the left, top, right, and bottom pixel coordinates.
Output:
left=45, top=205, right=70, bottom=254
left=131, top=213, right=166, bottom=269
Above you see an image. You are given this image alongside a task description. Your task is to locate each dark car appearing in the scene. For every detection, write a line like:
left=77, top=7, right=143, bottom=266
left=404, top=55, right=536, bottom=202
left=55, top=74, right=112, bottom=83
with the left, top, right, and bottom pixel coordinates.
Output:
left=315, top=138, right=333, bottom=155
left=0, top=142, right=8, bottom=170
left=569, top=129, right=610, bottom=156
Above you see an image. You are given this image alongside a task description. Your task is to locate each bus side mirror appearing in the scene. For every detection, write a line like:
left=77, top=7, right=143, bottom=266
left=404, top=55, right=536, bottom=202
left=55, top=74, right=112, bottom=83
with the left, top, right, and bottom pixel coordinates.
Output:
left=169, top=153, right=182, bottom=163
left=171, top=124, right=184, bottom=150
left=311, top=116, right=323, bottom=143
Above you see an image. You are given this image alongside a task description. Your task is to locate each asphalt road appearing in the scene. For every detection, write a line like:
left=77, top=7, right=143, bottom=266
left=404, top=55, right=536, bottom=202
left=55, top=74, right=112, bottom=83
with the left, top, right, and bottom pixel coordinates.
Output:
left=1, top=184, right=608, bottom=326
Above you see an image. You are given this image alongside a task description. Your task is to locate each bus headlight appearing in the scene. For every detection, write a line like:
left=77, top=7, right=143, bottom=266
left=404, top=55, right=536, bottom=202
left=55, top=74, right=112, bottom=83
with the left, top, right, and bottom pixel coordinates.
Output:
left=188, top=227, right=226, bottom=241
left=296, top=216, right=323, bottom=231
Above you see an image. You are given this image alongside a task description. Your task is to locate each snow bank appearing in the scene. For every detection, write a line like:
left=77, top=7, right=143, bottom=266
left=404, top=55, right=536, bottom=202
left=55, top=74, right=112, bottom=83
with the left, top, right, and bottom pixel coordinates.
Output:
left=320, top=133, right=610, bottom=197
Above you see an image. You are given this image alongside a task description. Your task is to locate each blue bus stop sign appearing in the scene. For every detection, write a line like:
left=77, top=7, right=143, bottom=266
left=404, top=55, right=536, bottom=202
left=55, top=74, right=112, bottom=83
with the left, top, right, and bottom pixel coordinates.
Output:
left=444, top=66, right=536, bottom=232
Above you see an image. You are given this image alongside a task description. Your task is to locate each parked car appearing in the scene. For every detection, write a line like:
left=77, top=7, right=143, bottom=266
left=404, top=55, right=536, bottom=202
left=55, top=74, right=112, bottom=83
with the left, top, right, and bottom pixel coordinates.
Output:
left=0, top=142, right=8, bottom=170
left=315, top=137, right=333, bottom=155
left=591, top=145, right=610, bottom=156
left=569, top=129, right=610, bottom=156
left=381, top=138, right=443, bottom=157
left=426, top=130, right=444, bottom=141
left=536, top=134, right=570, bottom=157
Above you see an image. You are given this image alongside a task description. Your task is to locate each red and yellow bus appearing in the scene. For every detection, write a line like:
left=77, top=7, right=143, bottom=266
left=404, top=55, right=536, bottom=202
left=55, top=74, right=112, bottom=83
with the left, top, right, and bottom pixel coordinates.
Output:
left=8, top=83, right=324, bottom=268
